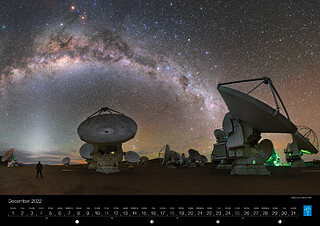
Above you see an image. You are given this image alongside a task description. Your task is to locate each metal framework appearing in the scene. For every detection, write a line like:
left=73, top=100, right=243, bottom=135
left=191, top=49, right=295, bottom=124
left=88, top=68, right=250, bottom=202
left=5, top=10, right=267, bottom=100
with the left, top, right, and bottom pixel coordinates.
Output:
left=218, top=77, right=291, bottom=121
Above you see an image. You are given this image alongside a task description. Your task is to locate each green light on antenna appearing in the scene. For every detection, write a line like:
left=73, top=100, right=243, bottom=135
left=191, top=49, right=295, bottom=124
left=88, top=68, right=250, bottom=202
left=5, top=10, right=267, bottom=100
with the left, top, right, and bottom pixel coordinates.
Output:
left=265, top=150, right=281, bottom=166
left=300, top=150, right=312, bottom=155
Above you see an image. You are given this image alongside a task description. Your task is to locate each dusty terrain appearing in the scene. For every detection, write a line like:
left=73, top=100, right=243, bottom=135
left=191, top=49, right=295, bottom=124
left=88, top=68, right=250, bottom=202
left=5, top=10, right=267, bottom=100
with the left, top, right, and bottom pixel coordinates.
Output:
left=1, top=160, right=320, bottom=195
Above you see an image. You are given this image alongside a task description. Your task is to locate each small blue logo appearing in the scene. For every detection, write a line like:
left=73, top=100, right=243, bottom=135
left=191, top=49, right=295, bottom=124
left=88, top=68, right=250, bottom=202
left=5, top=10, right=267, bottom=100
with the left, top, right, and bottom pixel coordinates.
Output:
left=303, top=205, right=312, bottom=216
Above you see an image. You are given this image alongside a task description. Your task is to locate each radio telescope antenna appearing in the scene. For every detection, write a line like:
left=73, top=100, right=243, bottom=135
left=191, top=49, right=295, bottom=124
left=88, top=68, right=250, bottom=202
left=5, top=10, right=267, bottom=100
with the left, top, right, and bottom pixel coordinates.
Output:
left=139, top=156, right=149, bottom=167
left=218, top=77, right=291, bottom=121
left=213, top=77, right=298, bottom=175
left=161, top=144, right=181, bottom=169
left=80, top=143, right=94, bottom=160
left=188, top=149, right=201, bottom=168
left=179, top=153, right=188, bottom=167
left=295, top=126, right=319, bottom=152
left=258, top=139, right=274, bottom=161
left=78, top=107, right=137, bottom=145
left=200, top=155, right=208, bottom=166
left=158, top=145, right=166, bottom=161
left=62, top=157, right=70, bottom=166
left=1, top=149, right=14, bottom=162
left=285, top=125, right=319, bottom=167
left=79, top=143, right=97, bottom=169
left=1, top=148, right=16, bottom=167
left=77, top=107, right=138, bottom=174
left=214, top=76, right=319, bottom=172
left=124, top=151, right=140, bottom=168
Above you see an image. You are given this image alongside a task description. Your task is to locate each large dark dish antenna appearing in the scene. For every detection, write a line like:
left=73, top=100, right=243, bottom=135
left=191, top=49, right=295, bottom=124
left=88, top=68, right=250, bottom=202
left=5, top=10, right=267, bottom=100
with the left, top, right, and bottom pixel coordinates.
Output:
left=219, top=77, right=289, bottom=118
left=213, top=77, right=297, bottom=175
left=213, top=77, right=318, bottom=173
left=218, top=77, right=297, bottom=133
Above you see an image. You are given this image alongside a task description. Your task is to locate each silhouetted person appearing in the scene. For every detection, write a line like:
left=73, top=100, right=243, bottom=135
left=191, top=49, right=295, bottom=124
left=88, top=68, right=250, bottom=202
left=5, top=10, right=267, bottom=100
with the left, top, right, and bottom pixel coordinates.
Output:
left=36, top=161, right=43, bottom=178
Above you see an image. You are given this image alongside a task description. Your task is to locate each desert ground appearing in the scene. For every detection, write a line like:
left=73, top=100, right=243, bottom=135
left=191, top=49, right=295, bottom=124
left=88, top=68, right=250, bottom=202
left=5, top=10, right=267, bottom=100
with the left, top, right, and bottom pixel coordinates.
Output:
left=1, top=160, right=320, bottom=195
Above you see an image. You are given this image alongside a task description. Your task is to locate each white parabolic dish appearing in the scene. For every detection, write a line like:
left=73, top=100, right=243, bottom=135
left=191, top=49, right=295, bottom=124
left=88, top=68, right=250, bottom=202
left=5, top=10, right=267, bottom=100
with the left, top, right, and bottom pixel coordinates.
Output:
left=218, top=85, right=297, bottom=133
left=293, top=129, right=318, bottom=154
left=258, top=139, right=274, bottom=161
left=79, top=143, right=94, bottom=160
left=124, top=151, right=140, bottom=163
left=77, top=114, right=138, bottom=145
left=62, top=157, right=70, bottom=165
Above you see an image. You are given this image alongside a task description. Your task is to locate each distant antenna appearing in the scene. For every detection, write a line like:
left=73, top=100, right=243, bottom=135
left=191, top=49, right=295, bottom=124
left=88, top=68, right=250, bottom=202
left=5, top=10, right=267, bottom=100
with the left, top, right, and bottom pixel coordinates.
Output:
left=294, top=126, right=318, bottom=154
left=161, top=144, right=180, bottom=169
left=200, top=155, right=208, bottom=166
left=1, top=149, right=16, bottom=167
left=158, top=145, right=166, bottom=163
left=188, top=149, right=202, bottom=161
left=188, top=149, right=202, bottom=168
left=62, top=157, right=70, bottom=166
left=162, top=144, right=171, bottom=166
left=124, top=151, right=140, bottom=168
left=286, top=126, right=319, bottom=167
left=1, top=148, right=14, bottom=162
left=139, top=156, right=149, bottom=167
left=179, top=153, right=188, bottom=167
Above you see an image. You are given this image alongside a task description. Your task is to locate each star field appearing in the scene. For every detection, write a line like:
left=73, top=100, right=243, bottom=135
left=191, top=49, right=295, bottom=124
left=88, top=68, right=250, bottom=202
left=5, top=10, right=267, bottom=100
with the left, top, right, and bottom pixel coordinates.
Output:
left=0, top=0, right=319, bottom=164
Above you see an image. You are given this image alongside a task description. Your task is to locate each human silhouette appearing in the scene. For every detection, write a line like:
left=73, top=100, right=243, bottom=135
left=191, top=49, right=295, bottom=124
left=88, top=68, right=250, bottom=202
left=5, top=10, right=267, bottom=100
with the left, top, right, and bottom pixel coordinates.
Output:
left=36, top=161, right=43, bottom=178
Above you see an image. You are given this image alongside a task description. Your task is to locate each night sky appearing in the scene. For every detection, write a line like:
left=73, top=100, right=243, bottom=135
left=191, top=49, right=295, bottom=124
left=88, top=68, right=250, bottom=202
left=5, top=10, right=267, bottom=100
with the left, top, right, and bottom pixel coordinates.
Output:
left=0, top=0, right=319, bottom=164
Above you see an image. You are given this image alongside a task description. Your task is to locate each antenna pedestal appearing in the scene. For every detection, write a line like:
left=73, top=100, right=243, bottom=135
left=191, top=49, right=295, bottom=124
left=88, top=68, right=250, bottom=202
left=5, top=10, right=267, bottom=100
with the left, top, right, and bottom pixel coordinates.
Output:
left=85, top=160, right=97, bottom=169
left=231, top=164, right=270, bottom=175
left=212, top=115, right=270, bottom=175
left=126, top=161, right=139, bottom=169
left=212, top=130, right=232, bottom=169
left=188, top=160, right=196, bottom=168
left=213, top=149, right=233, bottom=169
left=7, top=161, right=15, bottom=167
left=139, top=156, right=149, bottom=167
left=290, top=159, right=305, bottom=168
left=6, top=158, right=16, bottom=168
left=127, top=164, right=135, bottom=169
left=230, top=145, right=270, bottom=175
left=124, top=151, right=140, bottom=168
left=96, top=165, right=120, bottom=174
left=217, top=161, right=232, bottom=170
left=93, top=144, right=123, bottom=174
left=179, top=154, right=188, bottom=168
left=161, top=145, right=181, bottom=168
left=167, top=151, right=180, bottom=166
left=285, top=126, right=319, bottom=167
left=285, top=140, right=306, bottom=168
left=167, top=165, right=177, bottom=169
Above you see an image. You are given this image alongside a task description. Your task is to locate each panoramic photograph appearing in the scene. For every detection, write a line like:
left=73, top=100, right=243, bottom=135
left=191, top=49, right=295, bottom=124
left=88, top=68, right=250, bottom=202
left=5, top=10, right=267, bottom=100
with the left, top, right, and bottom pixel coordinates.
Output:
left=0, top=0, right=319, bottom=197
